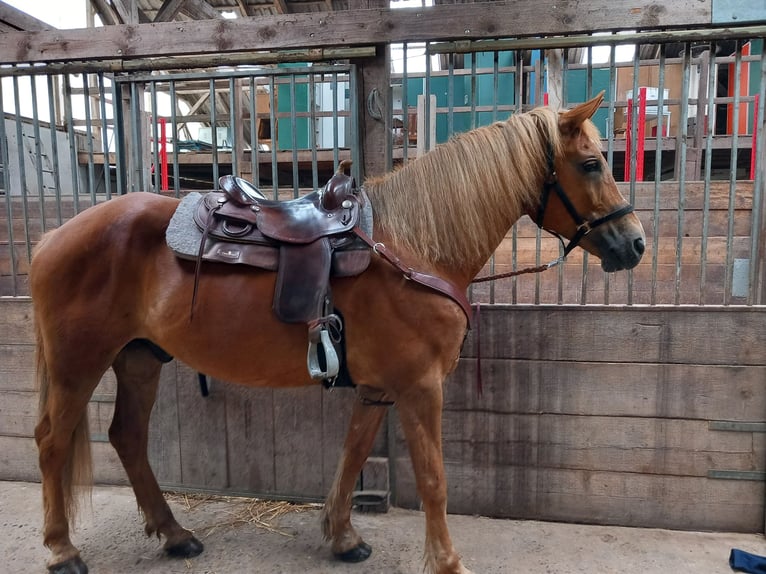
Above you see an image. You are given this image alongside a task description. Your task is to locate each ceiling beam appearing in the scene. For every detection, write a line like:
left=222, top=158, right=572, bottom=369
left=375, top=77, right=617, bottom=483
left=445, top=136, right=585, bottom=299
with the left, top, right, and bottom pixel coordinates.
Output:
left=0, top=1, right=52, bottom=31
left=110, top=0, right=152, bottom=24
left=88, top=0, right=119, bottom=26
left=0, top=1, right=718, bottom=65
left=273, top=0, right=290, bottom=15
left=234, top=0, right=252, bottom=18
left=181, top=0, right=222, bottom=20
left=155, top=0, right=188, bottom=22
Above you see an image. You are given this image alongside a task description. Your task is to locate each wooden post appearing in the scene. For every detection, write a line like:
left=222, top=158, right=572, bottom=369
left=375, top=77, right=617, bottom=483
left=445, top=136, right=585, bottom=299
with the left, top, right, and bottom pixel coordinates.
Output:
left=356, top=44, right=392, bottom=180
left=545, top=49, right=564, bottom=111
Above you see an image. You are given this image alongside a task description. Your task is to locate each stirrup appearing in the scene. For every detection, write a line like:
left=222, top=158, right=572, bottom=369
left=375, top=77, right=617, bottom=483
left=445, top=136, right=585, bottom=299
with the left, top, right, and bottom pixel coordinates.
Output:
left=307, top=322, right=341, bottom=380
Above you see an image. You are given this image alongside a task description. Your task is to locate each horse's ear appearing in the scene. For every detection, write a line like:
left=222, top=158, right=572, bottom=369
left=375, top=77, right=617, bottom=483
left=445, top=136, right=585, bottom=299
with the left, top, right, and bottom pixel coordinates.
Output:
left=559, top=91, right=605, bottom=133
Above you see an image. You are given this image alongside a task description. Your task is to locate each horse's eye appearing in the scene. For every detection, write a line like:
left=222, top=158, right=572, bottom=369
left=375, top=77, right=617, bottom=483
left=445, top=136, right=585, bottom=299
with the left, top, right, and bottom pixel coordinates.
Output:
left=582, top=160, right=601, bottom=173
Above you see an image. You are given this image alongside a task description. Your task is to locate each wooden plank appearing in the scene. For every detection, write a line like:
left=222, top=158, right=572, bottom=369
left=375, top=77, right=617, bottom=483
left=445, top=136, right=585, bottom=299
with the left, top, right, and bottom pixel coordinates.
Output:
left=0, top=2, right=713, bottom=65
left=464, top=306, right=766, bottom=365
left=272, top=386, right=326, bottom=497
left=320, top=388, right=357, bottom=493
left=174, top=363, right=230, bottom=489
left=0, top=344, right=35, bottom=392
left=439, top=411, right=762, bottom=477
left=0, top=298, right=34, bottom=343
left=0, top=435, right=129, bottom=485
left=223, top=384, right=277, bottom=493
left=148, top=361, right=183, bottom=485
left=445, top=359, right=766, bottom=422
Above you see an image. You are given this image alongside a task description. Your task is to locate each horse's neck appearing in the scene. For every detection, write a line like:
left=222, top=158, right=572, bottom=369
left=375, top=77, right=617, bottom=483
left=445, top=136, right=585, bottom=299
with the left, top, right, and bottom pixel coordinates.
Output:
left=366, top=145, right=542, bottom=283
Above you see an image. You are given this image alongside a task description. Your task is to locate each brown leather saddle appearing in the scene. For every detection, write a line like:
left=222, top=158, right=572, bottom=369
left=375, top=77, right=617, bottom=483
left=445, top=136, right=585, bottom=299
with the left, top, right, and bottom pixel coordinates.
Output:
left=192, top=160, right=370, bottom=383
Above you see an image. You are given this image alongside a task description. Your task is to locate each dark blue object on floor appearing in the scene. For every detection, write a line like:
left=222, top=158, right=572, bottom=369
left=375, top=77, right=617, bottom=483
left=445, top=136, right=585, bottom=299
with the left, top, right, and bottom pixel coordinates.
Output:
left=730, top=548, right=766, bottom=573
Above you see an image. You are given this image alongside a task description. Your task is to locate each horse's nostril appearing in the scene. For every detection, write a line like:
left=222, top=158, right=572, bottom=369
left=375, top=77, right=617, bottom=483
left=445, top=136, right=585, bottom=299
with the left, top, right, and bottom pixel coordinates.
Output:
left=634, top=237, right=646, bottom=256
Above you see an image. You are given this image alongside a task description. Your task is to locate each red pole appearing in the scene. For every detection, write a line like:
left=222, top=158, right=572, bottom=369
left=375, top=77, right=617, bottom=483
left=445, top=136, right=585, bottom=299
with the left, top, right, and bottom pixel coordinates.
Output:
left=636, top=87, right=647, bottom=182
left=624, top=96, right=632, bottom=182
left=751, top=94, right=759, bottom=180
left=159, top=117, right=169, bottom=191
left=543, top=92, right=549, bottom=106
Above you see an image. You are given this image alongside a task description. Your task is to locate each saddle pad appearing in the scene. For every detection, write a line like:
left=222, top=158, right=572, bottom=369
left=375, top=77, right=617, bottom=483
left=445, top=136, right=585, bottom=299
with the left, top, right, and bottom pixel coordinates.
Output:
left=167, top=191, right=375, bottom=264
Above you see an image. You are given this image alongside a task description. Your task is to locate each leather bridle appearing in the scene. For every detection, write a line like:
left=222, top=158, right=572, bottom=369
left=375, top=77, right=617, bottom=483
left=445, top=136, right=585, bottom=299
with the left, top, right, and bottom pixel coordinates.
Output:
left=536, top=150, right=634, bottom=257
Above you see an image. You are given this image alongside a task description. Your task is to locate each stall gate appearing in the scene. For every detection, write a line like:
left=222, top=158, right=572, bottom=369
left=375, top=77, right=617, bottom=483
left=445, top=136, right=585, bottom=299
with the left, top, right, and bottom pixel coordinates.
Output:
left=1, top=29, right=765, bottom=532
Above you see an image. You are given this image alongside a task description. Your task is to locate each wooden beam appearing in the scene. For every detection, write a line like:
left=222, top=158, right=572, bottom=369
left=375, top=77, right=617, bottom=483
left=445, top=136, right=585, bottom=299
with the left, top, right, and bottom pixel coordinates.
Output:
left=0, top=1, right=714, bottom=65
left=88, top=0, right=119, bottom=26
left=0, top=1, right=52, bottom=31
left=181, top=0, right=222, bottom=20
left=272, top=0, right=290, bottom=15
left=110, top=0, right=151, bottom=24
left=234, top=0, right=252, bottom=18
left=154, top=0, right=188, bottom=23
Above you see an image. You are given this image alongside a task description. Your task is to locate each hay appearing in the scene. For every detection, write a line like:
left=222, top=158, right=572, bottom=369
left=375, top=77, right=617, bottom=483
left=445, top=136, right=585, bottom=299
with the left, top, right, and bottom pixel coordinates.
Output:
left=164, top=491, right=320, bottom=539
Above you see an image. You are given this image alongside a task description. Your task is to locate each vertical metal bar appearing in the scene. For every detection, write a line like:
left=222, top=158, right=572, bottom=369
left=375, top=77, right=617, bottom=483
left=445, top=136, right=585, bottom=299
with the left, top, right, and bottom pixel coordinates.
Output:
left=651, top=45, right=667, bottom=305
left=229, top=77, right=238, bottom=178
left=331, top=72, right=339, bottom=172
left=700, top=45, right=717, bottom=304
left=150, top=81, right=160, bottom=193
left=11, top=76, right=32, bottom=261
left=511, top=50, right=523, bottom=304
left=0, top=77, right=18, bottom=294
left=112, top=80, right=126, bottom=195
left=309, top=72, right=318, bottom=191
left=581, top=45, right=593, bottom=304
left=469, top=47, right=477, bottom=131
left=425, top=42, right=433, bottom=151
left=82, top=74, right=97, bottom=202
left=248, top=76, right=258, bottom=187
left=29, top=75, right=47, bottom=232
left=749, top=54, right=766, bottom=304
left=290, top=74, right=299, bottom=196
left=558, top=49, right=570, bottom=304
left=268, top=75, right=278, bottom=198
left=604, top=43, right=618, bottom=304
left=675, top=44, right=692, bottom=305
left=209, top=78, right=219, bottom=190
left=447, top=52, right=454, bottom=137
left=46, top=75, right=63, bottom=225
left=349, top=64, right=362, bottom=183
left=402, top=43, right=409, bottom=163
left=129, top=81, right=142, bottom=192
left=169, top=80, right=181, bottom=196
left=63, top=75, right=81, bottom=208
left=97, top=73, right=112, bottom=200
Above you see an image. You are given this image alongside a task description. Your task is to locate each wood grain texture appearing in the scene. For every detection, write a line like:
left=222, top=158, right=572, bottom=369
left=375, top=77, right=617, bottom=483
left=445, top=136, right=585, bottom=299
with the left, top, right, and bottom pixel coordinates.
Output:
left=0, top=1, right=712, bottom=65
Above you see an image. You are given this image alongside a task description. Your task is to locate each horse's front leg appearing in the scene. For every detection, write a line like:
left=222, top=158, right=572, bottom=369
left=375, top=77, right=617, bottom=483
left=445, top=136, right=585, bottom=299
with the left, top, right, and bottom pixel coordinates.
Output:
left=397, top=381, right=473, bottom=574
left=322, top=388, right=388, bottom=562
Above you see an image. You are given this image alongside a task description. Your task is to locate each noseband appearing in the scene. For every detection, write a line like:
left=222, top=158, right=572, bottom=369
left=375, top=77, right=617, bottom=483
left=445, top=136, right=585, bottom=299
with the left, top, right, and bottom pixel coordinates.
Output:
left=535, top=151, right=634, bottom=256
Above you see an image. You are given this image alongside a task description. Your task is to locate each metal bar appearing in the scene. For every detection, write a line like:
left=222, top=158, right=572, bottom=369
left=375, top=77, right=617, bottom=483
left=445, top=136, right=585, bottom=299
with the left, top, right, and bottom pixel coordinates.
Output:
left=650, top=46, right=667, bottom=306
left=248, top=76, right=258, bottom=187
left=723, top=44, right=743, bottom=304
left=604, top=44, right=617, bottom=304
left=82, top=74, right=97, bottom=201
left=268, top=75, right=278, bottom=198
left=674, top=44, right=692, bottom=305
left=29, top=75, right=47, bottom=234
left=0, top=48, right=376, bottom=77
left=749, top=54, right=766, bottom=305
left=169, top=80, right=181, bottom=196
left=229, top=77, right=237, bottom=178
left=331, top=72, right=339, bottom=173
left=707, top=470, right=766, bottom=482
left=209, top=78, right=219, bottom=190
left=11, top=76, right=32, bottom=262
left=46, top=75, right=63, bottom=225
left=309, top=73, right=318, bottom=192
left=290, top=74, right=299, bottom=196
left=402, top=43, right=409, bottom=164
left=149, top=81, right=160, bottom=193
left=97, top=72, right=112, bottom=200
left=425, top=42, right=433, bottom=151
left=0, top=77, right=18, bottom=294
left=581, top=45, right=593, bottom=305
left=709, top=421, right=766, bottom=433
left=431, top=26, right=766, bottom=55
left=128, top=81, right=141, bottom=192
left=700, top=45, right=717, bottom=304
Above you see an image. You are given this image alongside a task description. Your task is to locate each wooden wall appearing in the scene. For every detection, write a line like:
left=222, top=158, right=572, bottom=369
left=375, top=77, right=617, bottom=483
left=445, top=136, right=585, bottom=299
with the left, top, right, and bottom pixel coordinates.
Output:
left=2, top=298, right=764, bottom=532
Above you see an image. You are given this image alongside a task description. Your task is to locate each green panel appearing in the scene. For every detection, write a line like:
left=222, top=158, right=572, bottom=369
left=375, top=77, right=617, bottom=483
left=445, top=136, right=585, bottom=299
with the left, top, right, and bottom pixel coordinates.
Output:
left=276, top=65, right=310, bottom=151
left=566, top=68, right=612, bottom=137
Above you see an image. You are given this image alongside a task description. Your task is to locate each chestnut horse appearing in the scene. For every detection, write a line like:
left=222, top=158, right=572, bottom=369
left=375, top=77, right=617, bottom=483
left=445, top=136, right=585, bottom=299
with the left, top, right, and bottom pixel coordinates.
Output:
left=30, top=94, right=644, bottom=574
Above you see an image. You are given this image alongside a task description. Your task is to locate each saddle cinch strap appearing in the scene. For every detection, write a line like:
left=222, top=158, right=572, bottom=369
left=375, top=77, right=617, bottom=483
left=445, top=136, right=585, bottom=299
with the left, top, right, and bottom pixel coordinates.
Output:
left=192, top=164, right=370, bottom=384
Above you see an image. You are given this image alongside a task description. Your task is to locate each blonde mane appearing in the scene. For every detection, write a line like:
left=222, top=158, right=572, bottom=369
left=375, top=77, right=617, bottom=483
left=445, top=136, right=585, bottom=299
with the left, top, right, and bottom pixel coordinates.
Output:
left=364, top=107, right=564, bottom=270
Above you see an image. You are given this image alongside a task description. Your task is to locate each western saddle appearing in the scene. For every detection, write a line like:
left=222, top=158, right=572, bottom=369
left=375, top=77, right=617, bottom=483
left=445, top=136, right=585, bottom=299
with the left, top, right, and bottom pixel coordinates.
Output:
left=192, top=160, right=370, bottom=385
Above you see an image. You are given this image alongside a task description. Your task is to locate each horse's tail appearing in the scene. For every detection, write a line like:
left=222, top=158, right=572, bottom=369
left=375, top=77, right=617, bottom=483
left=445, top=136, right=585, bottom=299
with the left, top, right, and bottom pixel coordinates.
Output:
left=35, top=318, right=93, bottom=524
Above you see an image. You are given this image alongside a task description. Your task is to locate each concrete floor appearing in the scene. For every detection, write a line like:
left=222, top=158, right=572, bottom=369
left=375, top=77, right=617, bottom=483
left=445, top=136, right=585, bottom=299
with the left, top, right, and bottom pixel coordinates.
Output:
left=2, top=480, right=764, bottom=573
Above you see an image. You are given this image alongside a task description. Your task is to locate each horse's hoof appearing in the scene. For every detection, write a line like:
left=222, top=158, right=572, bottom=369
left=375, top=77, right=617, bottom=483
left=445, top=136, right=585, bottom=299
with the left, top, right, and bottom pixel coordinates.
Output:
left=165, top=536, right=204, bottom=558
left=336, top=541, right=372, bottom=563
left=48, top=556, right=88, bottom=574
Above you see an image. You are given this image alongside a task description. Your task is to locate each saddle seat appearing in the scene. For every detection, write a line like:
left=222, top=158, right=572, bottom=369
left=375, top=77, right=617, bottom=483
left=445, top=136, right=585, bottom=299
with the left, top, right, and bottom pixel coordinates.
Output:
left=189, top=160, right=370, bottom=385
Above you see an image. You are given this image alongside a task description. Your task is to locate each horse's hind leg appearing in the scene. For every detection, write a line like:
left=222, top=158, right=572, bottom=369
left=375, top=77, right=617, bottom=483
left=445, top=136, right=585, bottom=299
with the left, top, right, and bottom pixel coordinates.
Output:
left=109, top=341, right=203, bottom=558
left=321, top=389, right=388, bottom=562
